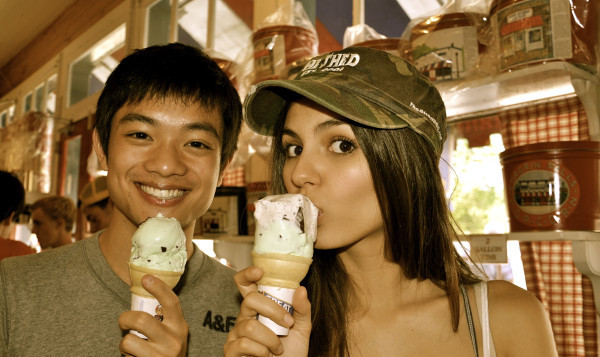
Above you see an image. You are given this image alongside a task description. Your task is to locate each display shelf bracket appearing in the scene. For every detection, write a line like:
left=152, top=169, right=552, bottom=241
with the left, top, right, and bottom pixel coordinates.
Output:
left=573, top=238, right=600, bottom=314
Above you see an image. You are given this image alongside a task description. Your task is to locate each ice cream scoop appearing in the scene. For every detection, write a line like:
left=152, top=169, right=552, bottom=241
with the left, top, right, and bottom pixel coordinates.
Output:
left=129, top=214, right=187, bottom=272
left=251, top=194, right=318, bottom=335
left=253, top=193, right=318, bottom=258
left=128, top=214, right=187, bottom=339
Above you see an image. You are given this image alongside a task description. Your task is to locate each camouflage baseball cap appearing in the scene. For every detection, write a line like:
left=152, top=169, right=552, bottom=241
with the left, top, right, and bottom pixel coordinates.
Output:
left=243, top=46, right=447, bottom=154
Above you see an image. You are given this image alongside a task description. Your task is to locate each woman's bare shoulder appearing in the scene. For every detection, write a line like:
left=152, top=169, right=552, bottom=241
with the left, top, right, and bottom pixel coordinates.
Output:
left=486, top=280, right=558, bottom=356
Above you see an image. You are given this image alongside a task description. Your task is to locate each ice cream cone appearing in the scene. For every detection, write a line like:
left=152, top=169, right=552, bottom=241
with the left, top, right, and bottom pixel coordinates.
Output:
left=128, top=263, right=183, bottom=298
left=252, top=251, right=312, bottom=288
left=252, top=251, right=312, bottom=335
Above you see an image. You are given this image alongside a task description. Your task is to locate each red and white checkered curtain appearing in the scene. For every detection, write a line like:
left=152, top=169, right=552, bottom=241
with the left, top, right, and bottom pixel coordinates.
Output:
left=221, top=166, right=245, bottom=187
left=500, top=96, right=597, bottom=357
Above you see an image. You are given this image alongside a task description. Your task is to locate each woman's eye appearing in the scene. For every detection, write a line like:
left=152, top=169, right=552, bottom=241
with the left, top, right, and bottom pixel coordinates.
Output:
left=285, top=144, right=302, bottom=157
left=331, top=139, right=355, bottom=154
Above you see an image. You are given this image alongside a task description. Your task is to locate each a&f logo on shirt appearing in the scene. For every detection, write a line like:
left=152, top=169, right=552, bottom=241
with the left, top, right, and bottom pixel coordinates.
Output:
left=299, top=53, right=360, bottom=77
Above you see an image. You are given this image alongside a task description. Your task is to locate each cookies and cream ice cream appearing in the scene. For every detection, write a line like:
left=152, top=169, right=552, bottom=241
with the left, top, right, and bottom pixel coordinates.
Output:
left=129, top=214, right=187, bottom=272
left=253, top=194, right=318, bottom=258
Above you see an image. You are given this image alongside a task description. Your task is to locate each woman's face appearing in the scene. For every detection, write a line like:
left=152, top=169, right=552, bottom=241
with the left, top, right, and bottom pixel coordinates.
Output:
left=281, top=99, right=383, bottom=250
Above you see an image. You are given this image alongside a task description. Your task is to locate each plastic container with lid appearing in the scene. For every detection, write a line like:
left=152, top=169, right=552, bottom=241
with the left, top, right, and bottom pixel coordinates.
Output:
left=500, top=141, right=600, bottom=232
left=409, top=12, right=486, bottom=82
left=251, top=25, right=318, bottom=84
left=489, top=0, right=598, bottom=72
left=353, top=38, right=412, bottom=62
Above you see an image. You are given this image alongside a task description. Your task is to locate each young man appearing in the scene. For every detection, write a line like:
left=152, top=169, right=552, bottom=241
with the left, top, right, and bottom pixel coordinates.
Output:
left=79, top=175, right=113, bottom=233
left=0, top=43, right=242, bottom=356
left=30, top=195, right=76, bottom=249
left=0, top=170, right=35, bottom=260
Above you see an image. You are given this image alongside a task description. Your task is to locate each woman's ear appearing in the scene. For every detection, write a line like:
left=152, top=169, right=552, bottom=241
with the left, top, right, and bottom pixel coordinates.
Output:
left=92, top=129, right=108, bottom=171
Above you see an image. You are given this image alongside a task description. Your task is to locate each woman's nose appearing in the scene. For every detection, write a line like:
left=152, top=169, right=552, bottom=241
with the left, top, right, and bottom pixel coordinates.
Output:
left=288, top=152, right=321, bottom=190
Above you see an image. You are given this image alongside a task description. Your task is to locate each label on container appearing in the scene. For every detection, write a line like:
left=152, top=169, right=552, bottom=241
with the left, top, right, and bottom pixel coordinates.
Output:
left=506, top=160, right=580, bottom=228
left=412, top=26, right=479, bottom=82
left=129, top=294, right=164, bottom=339
left=253, top=34, right=286, bottom=82
left=491, top=0, right=572, bottom=71
left=256, top=284, right=295, bottom=336
left=471, top=235, right=508, bottom=263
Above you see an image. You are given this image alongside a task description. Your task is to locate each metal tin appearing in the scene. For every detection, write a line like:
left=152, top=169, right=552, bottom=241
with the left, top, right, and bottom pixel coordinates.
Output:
left=500, top=141, right=600, bottom=231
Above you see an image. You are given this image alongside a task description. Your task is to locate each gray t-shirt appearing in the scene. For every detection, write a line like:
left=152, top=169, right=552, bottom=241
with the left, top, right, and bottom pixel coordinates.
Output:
left=0, top=232, right=241, bottom=356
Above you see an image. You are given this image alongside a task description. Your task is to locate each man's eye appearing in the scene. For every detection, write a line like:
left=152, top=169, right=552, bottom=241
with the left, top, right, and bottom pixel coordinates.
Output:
left=331, top=140, right=355, bottom=154
left=189, top=141, right=209, bottom=149
left=285, top=144, right=302, bottom=157
left=130, top=132, right=149, bottom=140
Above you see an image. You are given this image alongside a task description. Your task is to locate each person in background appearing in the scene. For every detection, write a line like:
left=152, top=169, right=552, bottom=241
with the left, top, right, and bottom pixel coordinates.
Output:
left=0, top=170, right=35, bottom=260
left=0, top=43, right=242, bottom=356
left=30, top=195, right=76, bottom=249
left=79, top=175, right=113, bottom=233
left=225, top=47, right=557, bottom=356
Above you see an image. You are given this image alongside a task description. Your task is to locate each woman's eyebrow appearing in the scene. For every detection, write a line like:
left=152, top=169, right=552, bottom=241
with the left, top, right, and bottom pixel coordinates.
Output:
left=282, top=118, right=344, bottom=138
left=313, top=119, right=344, bottom=135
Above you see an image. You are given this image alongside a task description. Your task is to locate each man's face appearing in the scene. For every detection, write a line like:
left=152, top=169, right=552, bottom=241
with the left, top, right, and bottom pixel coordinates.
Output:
left=83, top=204, right=112, bottom=233
left=31, top=207, right=62, bottom=249
left=97, top=97, right=225, bottom=232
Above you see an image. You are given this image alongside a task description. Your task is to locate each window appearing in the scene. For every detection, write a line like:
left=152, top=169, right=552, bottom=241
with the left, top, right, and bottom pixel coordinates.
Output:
left=176, top=0, right=251, bottom=61
left=146, top=0, right=171, bottom=46
left=68, top=24, right=126, bottom=107
left=23, top=92, right=32, bottom=112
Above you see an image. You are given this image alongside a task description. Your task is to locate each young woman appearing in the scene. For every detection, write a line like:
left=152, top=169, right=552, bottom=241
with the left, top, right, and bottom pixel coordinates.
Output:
left=225, top=47, right=557, bottom=356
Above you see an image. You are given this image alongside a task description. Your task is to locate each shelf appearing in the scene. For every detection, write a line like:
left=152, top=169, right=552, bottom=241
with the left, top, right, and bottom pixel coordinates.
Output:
left=466, top=231, right=600, bottom=312
left=437, top=61, right=600, bottom=136
left=466, top=231, right=600, bottom=242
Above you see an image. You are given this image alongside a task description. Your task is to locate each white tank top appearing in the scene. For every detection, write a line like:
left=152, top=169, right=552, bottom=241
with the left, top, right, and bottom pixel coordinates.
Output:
left=462, top=281, right=497, bottom=357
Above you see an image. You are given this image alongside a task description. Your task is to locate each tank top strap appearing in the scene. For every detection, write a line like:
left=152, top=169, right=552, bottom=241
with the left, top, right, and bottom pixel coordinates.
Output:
left=460, top=284, right=479, bottom=357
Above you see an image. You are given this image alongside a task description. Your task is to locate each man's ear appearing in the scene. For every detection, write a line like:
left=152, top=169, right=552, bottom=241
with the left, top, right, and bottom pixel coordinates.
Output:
left=217, top=158, right=233, bottom=187
left=92, top=129, right=108, bottom=171
left=1, top=212, right=15, bottom=227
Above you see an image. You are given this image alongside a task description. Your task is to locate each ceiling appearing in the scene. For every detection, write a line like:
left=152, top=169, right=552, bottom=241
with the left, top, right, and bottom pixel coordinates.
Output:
left=0, top=0, right=77, bottom=69
left=0, top=0, right=446, bottom=82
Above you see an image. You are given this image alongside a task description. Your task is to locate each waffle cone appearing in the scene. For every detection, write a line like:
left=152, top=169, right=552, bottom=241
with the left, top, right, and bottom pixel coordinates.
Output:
left=128, top=263, right=183, bottom=298
left=252, top=251, right=312, bottom=289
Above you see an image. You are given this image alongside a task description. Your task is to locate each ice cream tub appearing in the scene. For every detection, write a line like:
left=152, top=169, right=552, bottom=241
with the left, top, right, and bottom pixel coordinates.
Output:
left=500, top=141, right=600, bottom=232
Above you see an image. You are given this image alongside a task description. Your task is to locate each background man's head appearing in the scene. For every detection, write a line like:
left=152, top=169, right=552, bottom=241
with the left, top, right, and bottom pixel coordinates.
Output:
left=30, top=196, right=76, bottom=249
left=79, top=175, right=113, bottom=233
left=0, top=170, right=25, bottom=236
